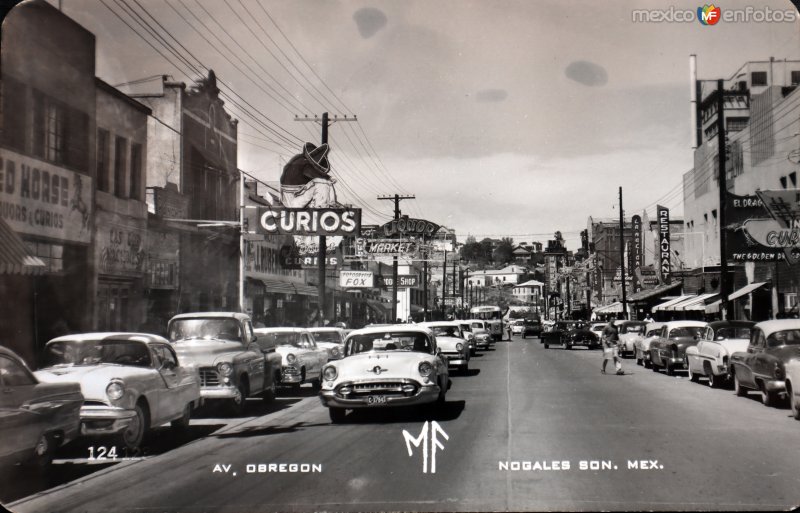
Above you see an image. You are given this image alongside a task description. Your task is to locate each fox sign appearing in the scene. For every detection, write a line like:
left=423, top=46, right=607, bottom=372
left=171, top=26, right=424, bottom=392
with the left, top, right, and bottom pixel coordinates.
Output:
left=339, top=271, right=374, bottom=288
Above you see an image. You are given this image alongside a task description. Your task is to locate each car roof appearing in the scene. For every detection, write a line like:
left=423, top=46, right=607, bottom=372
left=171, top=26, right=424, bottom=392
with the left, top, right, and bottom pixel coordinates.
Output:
left=170, top=312, right=250, bottom=321
left=307, top=327, right=344, bottom=333
left=754, top=319, right=800, bottom=338
left=620, top=320, right=647, bottom=326
left=347, top=324, right=432, bottom=337
left=662, top=321, right=708, bottom=329
left=418, top=321, right=460, bottom=328
left=46, top=332, right=170, bottom=344
left=707, top=320, right=755, bottom=329
left=0, top=345, right=27, bottom=362
left=253, top=327, right=309, bottom=334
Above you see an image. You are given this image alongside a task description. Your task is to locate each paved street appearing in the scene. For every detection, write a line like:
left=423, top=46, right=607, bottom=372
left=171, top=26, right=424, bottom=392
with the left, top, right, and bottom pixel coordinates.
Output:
left=5, top=335, right=800, bottom=512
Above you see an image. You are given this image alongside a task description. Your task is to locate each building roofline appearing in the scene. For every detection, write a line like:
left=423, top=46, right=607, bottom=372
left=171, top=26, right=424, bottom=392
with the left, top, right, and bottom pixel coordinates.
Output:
left=95, top=77, right=152, bottom=115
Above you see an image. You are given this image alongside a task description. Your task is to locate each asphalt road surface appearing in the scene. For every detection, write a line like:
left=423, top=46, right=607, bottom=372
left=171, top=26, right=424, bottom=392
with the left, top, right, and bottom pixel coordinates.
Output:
left=5, top=335, right=800, bottom=512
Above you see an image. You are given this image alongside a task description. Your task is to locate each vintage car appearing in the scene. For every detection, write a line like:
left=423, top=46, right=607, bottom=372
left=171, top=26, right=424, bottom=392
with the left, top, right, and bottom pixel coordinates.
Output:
left=648, top=321, right=708, bottom=376
left=168, top=313, right=278, bottom=415
left=521, top=319, right=542, bottom=339
left=617, top=321, right=648, bottom=357
left=35, top=333, right=200, bottom=450
left=418, top=322, right=470, bottom=372
left=318, top=325, right=450, bottom=423
left=254, top=328, right=329, bottom=389
left=685, top=320, right=755, bottom=388
left=784, top=359, right=800, bottom=420
left=0, top=346, right=82, bottom=469
left=466, top=319, right=492, bottom=350
left=308, top=327, right=347, bottom=361
left=730, top=319, right=800, bottom=406
left=541, top=321, right=598, bottom=349
left=511, top=320, right=525, bottom=335
left=457, top=321, right=477, bottom=356
left=634, top=322, right=664, bottom=368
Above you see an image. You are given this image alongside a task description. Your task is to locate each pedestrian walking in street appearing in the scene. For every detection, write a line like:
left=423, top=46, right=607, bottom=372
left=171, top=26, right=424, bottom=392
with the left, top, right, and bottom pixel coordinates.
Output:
left=505, top=322, right=513, bottom=341
left=601, top=316, right=624, bottom=375
left=643, top=313, right=655, bottom=323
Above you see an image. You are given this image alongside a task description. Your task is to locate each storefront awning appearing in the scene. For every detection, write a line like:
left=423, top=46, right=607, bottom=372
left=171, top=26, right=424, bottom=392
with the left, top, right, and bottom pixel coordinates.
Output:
left=627, top=282, right=682, bottom=302
left=705, top=282, right=768, bottom=313
left=366, top=299, right=393, bottom=315
left=652, top=295, right=694, bottom=312
left=0, top=218, right=46, bottom=275
left=294, top=284, right=318, bottom=297
left=594, top=302, right=622, bottom=314
left=668, top=293, right=719, bottom=311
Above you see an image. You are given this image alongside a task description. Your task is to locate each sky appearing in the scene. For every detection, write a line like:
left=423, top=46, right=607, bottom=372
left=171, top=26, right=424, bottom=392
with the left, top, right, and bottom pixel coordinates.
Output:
left=40, top=0, right=800, bottom=249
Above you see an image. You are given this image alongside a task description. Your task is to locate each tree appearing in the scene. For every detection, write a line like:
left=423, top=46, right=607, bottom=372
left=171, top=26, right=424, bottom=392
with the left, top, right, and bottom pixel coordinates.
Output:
left=493, top=237, right=514, bottom=264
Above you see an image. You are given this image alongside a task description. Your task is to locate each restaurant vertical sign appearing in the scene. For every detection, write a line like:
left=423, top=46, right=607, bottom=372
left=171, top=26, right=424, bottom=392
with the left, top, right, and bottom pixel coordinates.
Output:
left=657, top=205, right=671, bottom=284
left=630, top=215, right=643, bottom=293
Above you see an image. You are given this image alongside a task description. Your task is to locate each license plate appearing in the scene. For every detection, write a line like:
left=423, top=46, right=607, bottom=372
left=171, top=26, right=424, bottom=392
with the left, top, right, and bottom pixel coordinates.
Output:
left=366, top=395, right=387, bottom=405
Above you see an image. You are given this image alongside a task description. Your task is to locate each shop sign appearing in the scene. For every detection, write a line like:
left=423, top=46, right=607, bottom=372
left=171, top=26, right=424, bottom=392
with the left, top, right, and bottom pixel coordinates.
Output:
left=96, top=213, right=146, bottom=277
left=256, top=207, right=361, bottom=236
left=357, top=238, right=419, bottom=258
left=657, top=205, right=670, bottom=284
left=630, top=215, right=642, bottom=293
left=340, top=271, right=373, bottom=288
left=380, top=216, right=439, bottom=237
left=378, top=275, right=419, bottom=288
left=0, top=149, right=93, bottom=244
left=726, top=192, right=788, bottom=263
left=154, top=183, right=189, bottom=219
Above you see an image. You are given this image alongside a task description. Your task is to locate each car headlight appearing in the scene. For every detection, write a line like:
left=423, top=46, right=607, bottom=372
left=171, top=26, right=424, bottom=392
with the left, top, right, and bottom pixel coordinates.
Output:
left=456, top=342, right=464, bottom=351
left=418, top=361, right=433, bottom=377
left=331, top=347, right=340, bottom=358
left=775, top=362, right=784, bottom=380
left=216, top=362, right=233, bottom=377
left=323, top=365, right=338, bottom=381
left=106, top=380, right=125, bottom=401
left=287, top=353, right=297, bottom=364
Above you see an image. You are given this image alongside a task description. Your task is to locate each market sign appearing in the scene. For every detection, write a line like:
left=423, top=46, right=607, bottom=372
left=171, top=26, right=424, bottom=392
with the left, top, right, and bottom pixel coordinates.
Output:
left=380, top=216, right=439, bottom=237
left=0, top=148, right=93, bottom=244
left=357, top=238, right=418, bottom=258
left=256, top=207, right=361, bottom=236
left=657, top=205, right=670, bottom=284
left=339, top=271, right=373, bottom=288
left=378, top=274, right=419, bottom=288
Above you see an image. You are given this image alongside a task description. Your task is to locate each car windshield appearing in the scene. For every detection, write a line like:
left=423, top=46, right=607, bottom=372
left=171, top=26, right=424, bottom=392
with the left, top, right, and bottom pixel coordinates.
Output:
left=713, top=327, right=752, bottom=340
left=669, top=327, right=705, bottom=339
left=347, top=332, right=433, bottom=355
left=429, top=326, right=460, bottom=337
left=169, top=318, right=242, bottom=342
left=309, top=331, right=341, bottom=343
left=459, top=324, right=472, bottom=332
left=43, top=339, right=152, bottom=368
left=766, top=329, right=800, bottom=347
left=471, top=322, right=484, bottom=329
left=258, top=332, right=301, bottom=348
left=621, top=324, right=646, bottom=335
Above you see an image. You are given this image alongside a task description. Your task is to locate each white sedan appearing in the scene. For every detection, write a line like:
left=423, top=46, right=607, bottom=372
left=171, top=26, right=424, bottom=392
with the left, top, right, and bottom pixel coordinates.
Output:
left=785, top=359, right=800, bottom=421
left=418, top=321, right=470, bottom=372
left=308, top=327, right=347, bottom=360
left=685, top=321, right=754, bottom=388
left=254, top=328, right=329, bottom=389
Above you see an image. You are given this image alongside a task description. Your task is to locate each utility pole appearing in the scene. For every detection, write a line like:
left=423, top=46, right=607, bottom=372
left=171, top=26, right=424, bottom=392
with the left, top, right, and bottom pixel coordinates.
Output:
left=452, top=255, right=457, bottom=316
left=619, top=186, right=628, bottom=320
left=423, top=242, right=428, bottom=321
left=441, top=249, right=448, bottom=319
left=378, top=193, right=416, bottom=321
left=294, top=112, right=357, bottom=323
left=716, top=79, right=730, bottom=319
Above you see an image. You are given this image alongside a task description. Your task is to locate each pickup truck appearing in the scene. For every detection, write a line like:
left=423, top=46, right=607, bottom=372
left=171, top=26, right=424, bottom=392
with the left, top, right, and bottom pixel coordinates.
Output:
left=730, top=319, right=800, bottom=407
left=167, top=312, right=282, bottom=415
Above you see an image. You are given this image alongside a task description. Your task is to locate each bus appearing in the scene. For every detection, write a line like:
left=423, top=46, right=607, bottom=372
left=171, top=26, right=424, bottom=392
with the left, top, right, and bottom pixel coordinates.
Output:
left=469, top=305, right=504, bottom=341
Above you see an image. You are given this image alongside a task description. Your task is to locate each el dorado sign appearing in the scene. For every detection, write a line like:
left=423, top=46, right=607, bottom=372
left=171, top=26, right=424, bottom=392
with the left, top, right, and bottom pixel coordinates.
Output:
left=256, top=207, right=361, bottom=236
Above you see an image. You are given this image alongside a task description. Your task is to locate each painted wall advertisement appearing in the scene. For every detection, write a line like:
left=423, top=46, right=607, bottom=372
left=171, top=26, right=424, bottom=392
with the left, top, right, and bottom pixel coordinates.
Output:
left=726, top=190, right=800, bottom=263
left=96, top=212, right=146, bottom=277
left=657, top=205, right=670, bottom=284
left=0, top=148, right=93, bottom=244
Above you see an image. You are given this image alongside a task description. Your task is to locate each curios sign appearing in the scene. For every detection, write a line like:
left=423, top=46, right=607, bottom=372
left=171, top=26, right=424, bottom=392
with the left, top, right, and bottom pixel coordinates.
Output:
left=256, top=207, right=361, bottom=236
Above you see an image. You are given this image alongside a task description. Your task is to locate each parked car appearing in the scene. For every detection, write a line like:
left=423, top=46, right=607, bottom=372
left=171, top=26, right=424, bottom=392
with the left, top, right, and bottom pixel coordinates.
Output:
left=521, top=319, right=542, bottom=339
left=730, top=319, right=800, bottom=406
left=35, top=333, right=200, bottom=450
left=784, top=359, right=800, bottom=420
left=254, top=328, right=329, bottom=390
left=168, top=312, right=276, bottom=415
left=685, top=320, right=755, bottom=388
left=308, top=327, right=347, bottom=361
left=0, top=346, right=82, bottom=469
left=418, top=322, right=470, bottom=372
left=318, top=325, right=450, bottom=423
left=589, top=322, right=606, bottom=337
left=617, top=321, right=648, bottom=357
left=511, top=320, right=525, bottom=335
left=466, top=319, right=492, bottom=350
left=541, top=320, right=598, bottom=349
left=648, top=321, right=708, bottom=376
left=634, top=322, right=664, bottom=368
left=457, top=321, right=477, bottom=356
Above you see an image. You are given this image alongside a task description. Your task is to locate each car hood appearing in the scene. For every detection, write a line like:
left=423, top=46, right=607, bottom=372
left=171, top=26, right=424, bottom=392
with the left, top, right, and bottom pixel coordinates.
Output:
left=35, top=364, right=151, bottom=401
left=716, top=339, right=751, bottom=355
left=171, top=339, right=248, bottom=366
left=670, top=337, right=701, bottom=349
left=276, top=345, right=316, bottom=363
left=329, top=352, right=435, bottom=382
left=436, top=336, right=465, bottom=351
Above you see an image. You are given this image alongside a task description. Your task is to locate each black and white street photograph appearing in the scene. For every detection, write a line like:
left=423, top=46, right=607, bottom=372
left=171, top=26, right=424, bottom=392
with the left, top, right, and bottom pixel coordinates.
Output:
left=1, top=0, right=800, bottom=511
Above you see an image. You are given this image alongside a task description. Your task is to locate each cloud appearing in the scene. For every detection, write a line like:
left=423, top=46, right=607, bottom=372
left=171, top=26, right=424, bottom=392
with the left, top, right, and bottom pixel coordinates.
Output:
left=353, top=8, right=388, bottom=39
left=565, top=61, right=608, bottom=86
left=475, top=89, right=508, bottom=102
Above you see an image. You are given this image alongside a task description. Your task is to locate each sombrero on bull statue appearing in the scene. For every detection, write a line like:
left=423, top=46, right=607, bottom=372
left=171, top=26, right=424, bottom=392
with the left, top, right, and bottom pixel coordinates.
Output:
left=303, top=142, right=330, bottom=174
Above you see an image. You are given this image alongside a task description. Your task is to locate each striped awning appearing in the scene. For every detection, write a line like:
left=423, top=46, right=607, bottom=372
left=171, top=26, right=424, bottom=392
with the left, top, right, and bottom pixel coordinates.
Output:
left=0, top=218, right=46, bottom=275
left=652, top=295, right=694, bottom=312
left=627, top=282, right=682, bottom=302
left=593, top=302, right=622, bottom=314
left=668, top=293, right=719, bottom=311
left=705, top=282, right=768, bottom=312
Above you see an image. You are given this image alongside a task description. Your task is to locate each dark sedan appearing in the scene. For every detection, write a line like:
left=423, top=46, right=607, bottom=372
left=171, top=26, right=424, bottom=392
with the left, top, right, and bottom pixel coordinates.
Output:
left=521, top=319, right=542, bottom=339
left=541, top=321, right=599, bottom=350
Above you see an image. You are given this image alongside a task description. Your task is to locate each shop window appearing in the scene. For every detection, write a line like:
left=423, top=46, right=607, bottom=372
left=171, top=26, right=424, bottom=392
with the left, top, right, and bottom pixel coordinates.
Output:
left=130, top=143, right=143, bottom=200
left=780, top=176, right=787, bottom=189
left=25, top=241, right=64, bottom=274
left=97, top=282, right=130, bottom=331
left=114, top=136, right=127, bottom=198
left=0, top=76, right=26, bottom=152
left=785, top=293, right=798, bottom=312
left=792, top=71, right=800, bottom=86
left=97, top=129, right=110, bottom=193
left=790, top=172, right=797, bottom=188
left=31, top=89, right=88, bottom=171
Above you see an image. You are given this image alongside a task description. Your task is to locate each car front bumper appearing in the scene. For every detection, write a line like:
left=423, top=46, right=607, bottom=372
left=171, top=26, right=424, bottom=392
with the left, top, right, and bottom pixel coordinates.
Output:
left=80, top=405, right=137, bottom=436
left=200, top=385, right=242, bottom=400
left=281, top=366, right=305, bottom=384
left=319, top=384, right=441, bottom=409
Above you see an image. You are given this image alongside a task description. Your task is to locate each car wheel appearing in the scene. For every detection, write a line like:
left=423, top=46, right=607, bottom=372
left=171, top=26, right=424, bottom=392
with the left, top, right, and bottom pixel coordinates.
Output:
left=171, top=403, right=192, bottom=431
left=734, top=374, right=747, bottom=397
left=263, top=374, right=278, bottom=403
left=329, top=407, right=348, bottom=424
left=312, top=377, right=322, bottom=391
left=565, top=343, right=572, bottom=350
left=665, top=362, right=674, bottom=376
left=544, top=342, right=549, bottom=348
left=228, top=381, right=249, bottom=417
left=119, top=403, right=148, bottom=450
left=688, top=365, right=699, bottom=383
left=760, top=383, right=777, bottom=407
left=643, top=358, right=651, bottom=369
left=25, top=433, right=55, bottom=469
left=788, top=383, right=800, bottom=420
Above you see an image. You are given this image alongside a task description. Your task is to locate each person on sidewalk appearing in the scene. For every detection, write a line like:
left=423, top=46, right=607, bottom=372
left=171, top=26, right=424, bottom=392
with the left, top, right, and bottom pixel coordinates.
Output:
left=601, top=316, right=624, bottom=375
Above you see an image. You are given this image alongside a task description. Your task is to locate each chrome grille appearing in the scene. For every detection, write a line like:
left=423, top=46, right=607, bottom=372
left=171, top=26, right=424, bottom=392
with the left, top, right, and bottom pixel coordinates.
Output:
left=340, top=381, right=418, bottom=398
left=200, top=368, right=220, bottom=387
